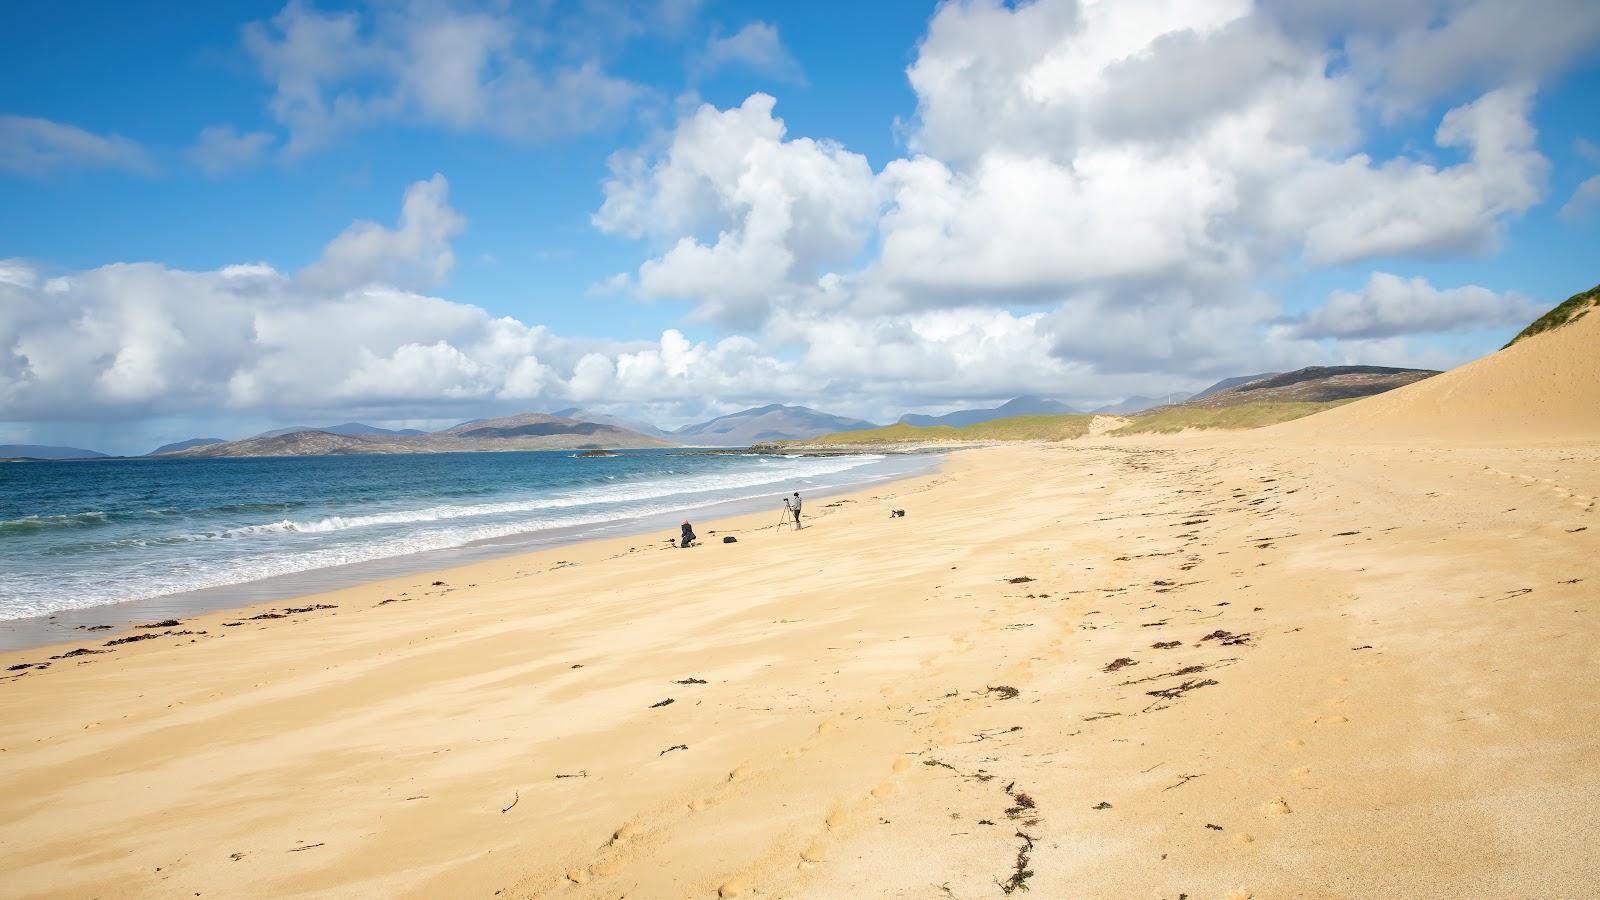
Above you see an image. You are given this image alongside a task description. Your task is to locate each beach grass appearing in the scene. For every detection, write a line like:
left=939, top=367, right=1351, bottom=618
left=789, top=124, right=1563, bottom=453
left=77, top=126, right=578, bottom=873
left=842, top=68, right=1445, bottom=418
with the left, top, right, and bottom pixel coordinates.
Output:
left=1503, top=282, right=1599, bottom=348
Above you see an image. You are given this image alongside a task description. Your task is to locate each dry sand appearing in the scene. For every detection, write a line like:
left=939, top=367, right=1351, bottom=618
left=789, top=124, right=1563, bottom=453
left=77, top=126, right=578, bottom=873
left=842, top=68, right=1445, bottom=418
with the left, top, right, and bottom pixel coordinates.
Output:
left=2, top=319, right=1597, bottom=898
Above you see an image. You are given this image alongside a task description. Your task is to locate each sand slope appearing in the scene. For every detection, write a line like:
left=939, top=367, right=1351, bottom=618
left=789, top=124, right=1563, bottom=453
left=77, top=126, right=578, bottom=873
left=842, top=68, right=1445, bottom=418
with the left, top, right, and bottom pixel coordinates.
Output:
left=1271, top=307, right=1600, bottom=444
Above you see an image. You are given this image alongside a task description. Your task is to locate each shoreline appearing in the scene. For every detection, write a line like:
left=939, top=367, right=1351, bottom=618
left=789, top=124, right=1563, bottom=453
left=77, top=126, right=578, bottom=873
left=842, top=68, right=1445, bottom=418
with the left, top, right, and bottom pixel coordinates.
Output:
left=1, top=440, right=1594, bottom=898
left=0, top=452, right=940, bottom=654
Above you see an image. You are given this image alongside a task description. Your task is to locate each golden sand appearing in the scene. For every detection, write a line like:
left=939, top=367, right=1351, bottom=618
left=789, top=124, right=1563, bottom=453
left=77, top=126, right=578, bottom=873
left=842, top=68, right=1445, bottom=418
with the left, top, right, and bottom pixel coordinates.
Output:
left=1, top=316, right=1596, bottom=898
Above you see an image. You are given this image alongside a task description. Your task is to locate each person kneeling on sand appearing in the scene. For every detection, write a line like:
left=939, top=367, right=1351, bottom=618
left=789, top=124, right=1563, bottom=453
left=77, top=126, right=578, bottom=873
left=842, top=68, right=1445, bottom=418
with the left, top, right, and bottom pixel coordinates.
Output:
left=679, top=520, right=697, bottom=548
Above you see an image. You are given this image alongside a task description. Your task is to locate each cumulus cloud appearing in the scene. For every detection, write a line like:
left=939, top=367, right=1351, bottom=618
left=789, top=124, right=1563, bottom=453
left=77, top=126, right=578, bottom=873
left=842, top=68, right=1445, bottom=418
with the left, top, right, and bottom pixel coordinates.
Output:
left=600, top=0, right=1558, bottom=345
left=594, top=93, right=877, bottom=325
left=243, top=1, right=642, bottom=155
left=695, top=22, right=805, bottom=83
left=0, top=116, right=155, bottom=176
left=1291, top=273, right=1543, bottom=339
left=300, top=174, right=465, bottom=291
left=187, top=125, right=274, bottom=175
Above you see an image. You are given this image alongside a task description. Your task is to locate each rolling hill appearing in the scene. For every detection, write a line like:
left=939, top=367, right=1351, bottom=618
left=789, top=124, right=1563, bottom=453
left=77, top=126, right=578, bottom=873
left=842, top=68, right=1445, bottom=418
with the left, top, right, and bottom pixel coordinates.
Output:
left=674, top=404, right=877, bottom=446
left=1183, top=365, right=1439, bottom=408
left=898, top=396, right=1082, bottom=428
left=167, top=413, right=673, bottom=458
left=0, top=444, right=109, bottom=460
left=253, top=422, right=427, bottom=439
left=148, top=438, right=225, bottom=456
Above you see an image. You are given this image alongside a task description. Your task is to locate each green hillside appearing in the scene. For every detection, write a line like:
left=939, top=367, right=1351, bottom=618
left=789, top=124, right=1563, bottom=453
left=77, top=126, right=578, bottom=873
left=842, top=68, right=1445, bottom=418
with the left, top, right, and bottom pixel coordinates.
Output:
left=1110, top=400, right=1351, bottom=434
left=1504, top=282, right=1599, bottom=348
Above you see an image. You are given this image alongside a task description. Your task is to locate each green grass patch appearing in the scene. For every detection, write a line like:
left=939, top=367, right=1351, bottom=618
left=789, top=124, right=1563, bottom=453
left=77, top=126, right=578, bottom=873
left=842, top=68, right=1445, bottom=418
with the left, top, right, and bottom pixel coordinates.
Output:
left=1112, top=401, right=1350, bottom=435
left=807, top=414, right=1095, bottom=444
left=1504, top=282, right=1599, bottom=348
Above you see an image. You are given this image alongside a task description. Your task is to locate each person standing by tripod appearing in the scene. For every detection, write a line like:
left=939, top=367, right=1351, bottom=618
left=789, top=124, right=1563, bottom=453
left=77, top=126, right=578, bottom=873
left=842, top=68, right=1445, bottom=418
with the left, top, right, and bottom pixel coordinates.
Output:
left=789, top=491, right=803, bottom=529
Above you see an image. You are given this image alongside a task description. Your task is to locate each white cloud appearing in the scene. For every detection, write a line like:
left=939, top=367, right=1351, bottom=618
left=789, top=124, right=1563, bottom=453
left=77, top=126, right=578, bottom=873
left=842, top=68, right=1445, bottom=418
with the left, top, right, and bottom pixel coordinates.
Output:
left=1292, top=273, right=1543, bottom=339
left=594, top=93, right=877, bottom=325
left=1332, top=0, right=1600, bottom=113
left=243, top=1, right=642, bottom=155
left=598, top=0, right=1559, bottom=339
left=187, top=125, right=274, bottom=175
left=0, top=116, right=154, bottom=176
left=300, top=174, right=465, bottom=291
left=1277, top=86, right=1548, bottom=263
left=1559, top=175, right=1600, bottom=224
left=696, top=22, right=805, bottom=83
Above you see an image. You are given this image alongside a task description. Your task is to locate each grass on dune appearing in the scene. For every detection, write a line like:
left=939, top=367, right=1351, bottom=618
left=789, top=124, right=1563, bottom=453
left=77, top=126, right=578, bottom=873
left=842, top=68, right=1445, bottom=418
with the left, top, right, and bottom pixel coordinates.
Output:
left=1503, top=282, right=1598, bottom=348
left=809, top=414, right=1095, bottom=444
left=1111, top=400, right=1350, bottom=434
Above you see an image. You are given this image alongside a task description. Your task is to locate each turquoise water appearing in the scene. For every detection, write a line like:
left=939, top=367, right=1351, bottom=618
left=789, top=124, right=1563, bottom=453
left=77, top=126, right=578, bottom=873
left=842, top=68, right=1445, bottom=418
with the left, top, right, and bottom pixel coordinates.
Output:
left=0, top=449, right=920, bottom=621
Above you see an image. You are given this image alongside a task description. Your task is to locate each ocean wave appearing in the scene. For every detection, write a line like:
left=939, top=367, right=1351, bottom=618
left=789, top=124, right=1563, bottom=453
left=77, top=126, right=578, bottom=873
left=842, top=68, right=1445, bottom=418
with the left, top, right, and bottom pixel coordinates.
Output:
left=0, top=511, right=110, bottom=534
left=171, top=454, right=885, bottom=540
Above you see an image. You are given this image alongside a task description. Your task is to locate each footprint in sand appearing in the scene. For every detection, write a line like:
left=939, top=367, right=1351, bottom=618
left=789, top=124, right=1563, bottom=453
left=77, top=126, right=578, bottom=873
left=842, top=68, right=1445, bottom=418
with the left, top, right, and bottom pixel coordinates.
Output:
left=892, top=756, right=913, bottom=772
left=871, top=781, right=897, bottom=799
left=566, top=867, right=591, bottom=884
left=800, top=839, right=829, bottom=863
left=1232, top=832, right=1255, bottom=847
left=590, top=857, right=625, bottom=877
left=718, top=876, right=750, bottom=897
left=729, top=765, right=755, bottom=783
left=687, top=798, right=708, bottom=812
left=825, top=808, right=850, bottom=828
left=611, top=821, right=643, bottom=843
left=1310, top=714, right=1348, bottom=726
left=1280, top=738, right=1306, bottom=750
left=1226, top=890, right=1255, bottom=899
left=1292, top=766, right=1312, bottom=779
left=1263, top=798, right=1293, bottom=816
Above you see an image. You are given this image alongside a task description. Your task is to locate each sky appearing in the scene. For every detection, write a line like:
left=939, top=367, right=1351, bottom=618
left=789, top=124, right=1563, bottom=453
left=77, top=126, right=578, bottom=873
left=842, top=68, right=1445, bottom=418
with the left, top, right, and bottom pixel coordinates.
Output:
left=2, top=0, right=1598, bottom=455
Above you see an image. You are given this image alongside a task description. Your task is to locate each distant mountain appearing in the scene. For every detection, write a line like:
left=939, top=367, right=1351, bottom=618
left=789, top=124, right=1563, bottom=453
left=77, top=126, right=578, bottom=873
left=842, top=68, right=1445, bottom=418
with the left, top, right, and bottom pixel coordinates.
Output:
left=149, top=438, right=225, bottom=456
left=253, top=422, right=426, bottom=439
left=0, top=444, right=109, bottom=460
left=553, top=408, right=674, bottom=440
left=1090, top=394, right=1192, bottom=415
left=1191, top=373, right=1279, bottom=400
left=1183, top=366, right=1439, bottom=408
left=898, top=396, right=1082, bottom=428
left=175, top=413, right=674, bottom=458
left=675, top=404, right=877, bottom=446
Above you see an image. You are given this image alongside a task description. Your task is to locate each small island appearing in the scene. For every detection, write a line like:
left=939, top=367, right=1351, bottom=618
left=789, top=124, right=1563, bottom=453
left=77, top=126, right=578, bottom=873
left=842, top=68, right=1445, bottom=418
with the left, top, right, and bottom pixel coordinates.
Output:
left=574, top=449, right=621, bottom=458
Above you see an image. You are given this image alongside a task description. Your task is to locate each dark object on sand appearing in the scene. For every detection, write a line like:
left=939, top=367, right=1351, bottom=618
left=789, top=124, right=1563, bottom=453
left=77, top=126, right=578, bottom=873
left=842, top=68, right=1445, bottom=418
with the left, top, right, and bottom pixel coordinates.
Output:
left=1006, top=576, right=1034, bottom=584
left=723, top=535, right=737, bottom=543
left=680, top=521, right=696, bottom=548
left=136, top=619, right=181, bottom=629
left=988, top=685, right=1020, bottom=700
left=650, top=698, right=675, bottom=708
left=1103, top=657, right=1137, bottom=672
left=1151, top=641, right=1182, bottom=649
left=1092, top=801, right=1112, bottom=810
left=890, top=509, right=906, bottom=517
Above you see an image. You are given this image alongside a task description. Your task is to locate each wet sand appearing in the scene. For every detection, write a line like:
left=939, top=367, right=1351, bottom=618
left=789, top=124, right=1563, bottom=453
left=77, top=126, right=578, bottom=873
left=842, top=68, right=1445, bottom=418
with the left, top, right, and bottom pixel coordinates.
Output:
left=1, top=437, right=1595, bottom=898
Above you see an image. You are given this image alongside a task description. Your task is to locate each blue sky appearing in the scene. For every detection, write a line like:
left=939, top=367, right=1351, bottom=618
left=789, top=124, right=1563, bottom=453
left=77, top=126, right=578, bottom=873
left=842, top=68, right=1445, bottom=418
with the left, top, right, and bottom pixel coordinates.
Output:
left=2, top=0, right=1598, bottom=454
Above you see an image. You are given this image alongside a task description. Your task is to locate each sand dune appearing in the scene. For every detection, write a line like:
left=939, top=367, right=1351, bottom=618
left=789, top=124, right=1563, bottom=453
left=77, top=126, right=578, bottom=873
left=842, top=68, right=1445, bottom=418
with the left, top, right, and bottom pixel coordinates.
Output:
left=1271, top=306, right=1600, bottom=445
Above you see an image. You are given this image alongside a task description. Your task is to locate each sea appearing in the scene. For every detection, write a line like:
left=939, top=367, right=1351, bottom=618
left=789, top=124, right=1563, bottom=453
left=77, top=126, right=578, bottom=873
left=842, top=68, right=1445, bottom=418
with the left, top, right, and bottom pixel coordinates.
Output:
left=0, top=449, right=932, bottom=646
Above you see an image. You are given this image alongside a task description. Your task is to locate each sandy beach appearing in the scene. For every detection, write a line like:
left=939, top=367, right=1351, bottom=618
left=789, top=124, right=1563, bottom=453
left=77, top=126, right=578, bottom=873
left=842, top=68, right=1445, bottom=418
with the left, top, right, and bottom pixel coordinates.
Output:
left=2, top=425, right=1596, bottom=897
